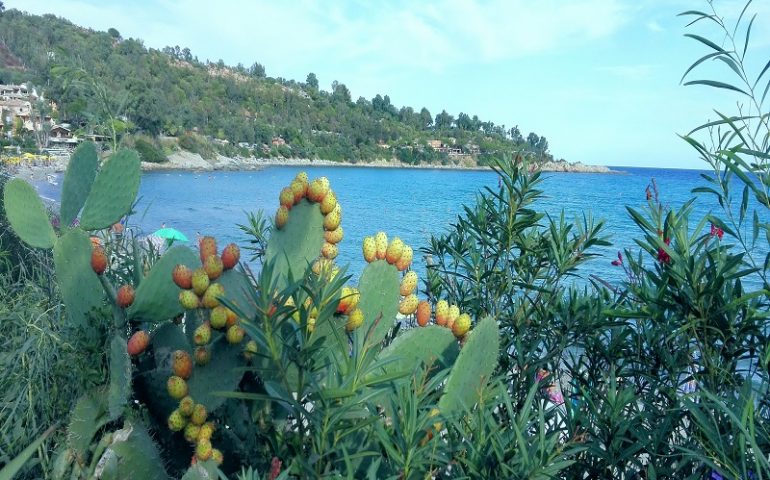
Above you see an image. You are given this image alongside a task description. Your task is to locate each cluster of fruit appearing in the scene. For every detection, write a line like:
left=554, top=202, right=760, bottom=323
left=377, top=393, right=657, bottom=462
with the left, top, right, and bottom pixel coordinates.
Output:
left=362, top=231, right=413, bottom=271
left=418, top=299, right=471, bottom=338
left=166, top=357, right=223, bottom=465
left=91, top=240, right=135, bottom=308
left=275, top=172, right=343, bottom=243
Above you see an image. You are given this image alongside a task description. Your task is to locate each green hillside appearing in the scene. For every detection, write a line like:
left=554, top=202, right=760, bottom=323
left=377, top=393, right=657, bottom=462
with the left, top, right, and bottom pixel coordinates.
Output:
left=0, top=8, right=554, bottom=164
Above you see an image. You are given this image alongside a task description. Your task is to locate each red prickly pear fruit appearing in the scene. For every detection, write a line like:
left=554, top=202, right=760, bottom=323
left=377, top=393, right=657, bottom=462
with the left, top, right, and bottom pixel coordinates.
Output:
left=399, top=294, right=419, bottom=315
left=179, top=396, right=195, bottom=416
left=386, top=237, right=404, bottom=264
left=211, top=448, right=224, bottom=466
left=374, top=232, right=388, bottom=260
left=307, top=178, right=328, bottom=203
left=395, top=245, right=413, bottom=271
left=201, top=283, right=224, bottom=309
left=116, top=285, right=135, bottom=308
left=179, top=290, right=200, bottom=310
left=400, top=271, right=418, bottom=296
left=199, top=236, right=217, bottom=263
left=321, top=242, right=338, bottom=260
left=127, top=330, right=150, bottom=356
left=195, top=439, right=213, bottom=461
left=194, top=346, right=211, bottom=365
left=193, top=322, right=212, bottom=346
left=336, top=286, right=353, bottom=314
left=221, top=243, right=240, bottom=270
left=91, top=246, right=107, bottom=275
left=325, top=226, right=343, bottom=244
left=416, top=301, right=431, bottom=327
left=319, top=190, right=337, bottom=214
left=362, top=236, right=376, bottom=263
left=226, top=324, right=245, bottom=344
left=203, top=255, right=224, bottom=280
left=346, top=308, right=364, bottom=332
left=279, top=187, right=295, bottom=209
left=453, top=313, right=471, bottom=338
left=167, top=375, right=188, bottom=400
left=447, top=305, right=460, bottom=330
left=435, top=300, right=449, bottom=326
left=191, top=269, right=210, bottom=296
left=290, top=180, right=306, bottom=204
left=191, top=403, right=208, bottom=426
left=172, top=350, right=193, bottom=379
left=168, top=409, right=187, bottom=432
left=323, top=204, right=341, bottom=231
left=210, top=306, right=228, bottom=329
left=275, top=206, right=289, bottom=229
left=173, top=264, right=193, bottom=289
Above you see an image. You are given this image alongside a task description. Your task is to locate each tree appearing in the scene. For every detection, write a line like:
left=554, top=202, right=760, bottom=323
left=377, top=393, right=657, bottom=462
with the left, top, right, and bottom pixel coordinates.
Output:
left=306, top=72, right=318, bottom=89
left=456, top=112, right=473, bottom=130
left=419, top=107, right=432, bottom=129
left=509, top=125, right=523, bottom=143
left=527, top=132, right=540, bottom=149
left=249, top=62, right=266, bottom=78
left=0, top=2, right=5, bottom=13
left=435, top=110, right=454, bottom=129
left=107, top=27, right=121, bottom=39
left=331, top=81, right=351, bottom=103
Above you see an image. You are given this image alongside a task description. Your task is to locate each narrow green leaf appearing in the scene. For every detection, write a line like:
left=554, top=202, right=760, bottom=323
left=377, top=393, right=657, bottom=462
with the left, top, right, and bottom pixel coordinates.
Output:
left=683, top=33, right=726, bottom=53
left=0, top=425, right=56, bottom=480
left=684, top=79, right=749, bottom=96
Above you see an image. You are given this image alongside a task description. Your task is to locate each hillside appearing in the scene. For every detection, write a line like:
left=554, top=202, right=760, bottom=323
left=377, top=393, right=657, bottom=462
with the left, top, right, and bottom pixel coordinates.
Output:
left=0, top=8, right=556, bottom=165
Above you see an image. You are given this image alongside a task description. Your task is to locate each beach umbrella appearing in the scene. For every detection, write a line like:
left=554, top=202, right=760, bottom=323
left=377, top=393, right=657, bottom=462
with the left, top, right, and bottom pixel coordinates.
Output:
left=151, top=227, right=189, bottom=243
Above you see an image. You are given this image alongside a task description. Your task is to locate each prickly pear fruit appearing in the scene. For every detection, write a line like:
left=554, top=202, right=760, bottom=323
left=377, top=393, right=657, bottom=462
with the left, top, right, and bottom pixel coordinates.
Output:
left=447, top=305, right=460, bottom=329
left=400, top=271, right=418, bottom=296
left=319, top=176, right=330, bottom=190
left=325, top=226, right=343, bottom=244
left=374, top=232, right=388, bottom=260
left=191, top=268, right=210, bottom=296
left=179, top=290, right=200, bottom=310
left=453, top=313, right=471, bottom=338
left=173, top=350, right=193, bottom=379
left=386, top=237, right=404, bottom=264
left=307, top=178, right=328, bottom=203
left=275, top=206, right=289, bottom=229
left=416, top=301, right=431, bottom=327
left=279, top=187, right=295, bottom=209
left=336, top=286, right=353, bottom=313
left=199, top=236, right=217, bottom=263
left=203, top=255, right=224, bottom=280
left=323, top=204, right=341, bottom=231
left=179, top=396, right=195, bottom=416
left=201, top=283, right=224, bottom=309
left=195, top=439, right=212, bottom=461
left=91, top=246, right=107, bottom=275
left=167, top=376, right=188, bottom=400
left=312, top=257, right=333, bottom=276
left=399, top=294, right=419, bottom=315
left=290, top=180, right=306, bottom=204
left=209, top=306, right=228, bottom=329
left=116, top=285, right=135, bottom=308
left=395, top=245, right=413, bottom=271
left=363, top=236, right=376, bottom=263
left=346, top=308, right=364, bottom=332
left=226, top=324, right=245, bottom=344
left=198, top=422, right=215, bottom=441
left=221, top=243, right=240, bottom=270
left=193, top=322, right=212, bottom=346
left=244, top=340, right=258, bottom=360
left=321, top=242, right=338, bottom=260
left=184, top=423, right=201, bottom=443
left=211, top=448, right=224, bottom=466
left=168, top=409, right=187, bottom=432
left=194, top=346, right=211, bottom=365
left=307, top=316, right=316, bottom=333
left=320, top=190, right=337, bottom=214
left=435, top=300, right=449, bottom=326
left=225, top=308, right=238, bottom=327
left=191, top=404, right=208, bottom=426
left=127, top=330, right=150, bottom=356
left=173, top=264, right=193, bottom=289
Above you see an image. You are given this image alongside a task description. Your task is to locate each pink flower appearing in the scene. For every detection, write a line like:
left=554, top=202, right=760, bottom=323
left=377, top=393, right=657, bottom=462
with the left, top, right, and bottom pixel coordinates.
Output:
left=710, top=224, right=724, bottom=240
left=657, top=238, right=671, bottom=264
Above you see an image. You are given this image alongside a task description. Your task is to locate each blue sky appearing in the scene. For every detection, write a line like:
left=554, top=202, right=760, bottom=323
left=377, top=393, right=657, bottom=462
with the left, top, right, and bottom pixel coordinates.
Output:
left=11, top=0, right=770, bottom=168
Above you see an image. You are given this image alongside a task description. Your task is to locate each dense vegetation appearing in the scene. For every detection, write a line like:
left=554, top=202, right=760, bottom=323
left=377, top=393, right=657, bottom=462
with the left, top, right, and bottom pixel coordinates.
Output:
left=0, top=2, right=769, bottom=479
left=0, top=8, right=553, bottom=164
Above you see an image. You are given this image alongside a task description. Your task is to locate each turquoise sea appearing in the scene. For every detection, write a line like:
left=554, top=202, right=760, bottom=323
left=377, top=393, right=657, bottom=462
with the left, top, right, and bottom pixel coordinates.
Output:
left=36, top=165, right=769, bottom=285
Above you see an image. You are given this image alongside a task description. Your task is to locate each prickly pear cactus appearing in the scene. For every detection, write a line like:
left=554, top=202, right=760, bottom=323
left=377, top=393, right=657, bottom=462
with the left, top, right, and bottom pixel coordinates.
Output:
left=355, top=260, right=401, bottom=350
left=60, top=141, right=98, bottom=226
left=2, top=178, right=57, bottom=248
left=53, top=228, right=105, bottom=328
left=264, top=198, right=325, bottom=287
left=79, top=149, right=141, bottom=230
left=93, top=421, right=168, bottom=480
left=376, top=325, right=459, bottom=375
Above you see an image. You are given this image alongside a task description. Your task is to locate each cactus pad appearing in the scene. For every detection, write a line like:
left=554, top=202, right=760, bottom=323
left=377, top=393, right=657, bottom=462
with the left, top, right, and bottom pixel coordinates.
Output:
left=80, top=149, right=141, bottom=230
left=67, top=387, right=110, bottom=459
left=376, top=325, right=459, bottom=376
left=54, top=228, right=105, bottom=328
left=95, top=421, right=168, bottom=480
left=2, top=178, right=57, bottom=248
left=60, top=141, right=98, bottom=227
left=356, top=260, right=401, bottom=350
left=265, top=199, right=325, bottom=287
left=438, top=316, right=499, bottom=414
left=108, top=335, right=132, bottom=421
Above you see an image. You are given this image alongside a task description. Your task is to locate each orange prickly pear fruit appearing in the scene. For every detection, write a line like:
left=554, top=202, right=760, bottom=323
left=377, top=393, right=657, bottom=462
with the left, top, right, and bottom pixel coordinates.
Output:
left=91, top=246, right=107, bottom=274
left=172, top=350, right=193, bottom=379
left=221, top=243, right=240, bottom=270
left=386, top=237, right=404, bottom=264
left=199, top=236, right=217, bottom=263
left=275, top=206, right=289, bottom=229
left=116, top=285, right=135, bottom=308
left=374, top=232, right=387, bottom=260
left=416, top=301, right=431, bottom=327
left=173, top=264, right=193, bottom=289
left=127, top=330, right=150, bottom=356
left=325, top=226, right=343, bottom=244
left=435, top=300, right=449, bottom=326
left=290, top=180, right=306, bottom=204
left=279, top=187, right=295, bottom=209
left=395, top=245, right=413, bottom=271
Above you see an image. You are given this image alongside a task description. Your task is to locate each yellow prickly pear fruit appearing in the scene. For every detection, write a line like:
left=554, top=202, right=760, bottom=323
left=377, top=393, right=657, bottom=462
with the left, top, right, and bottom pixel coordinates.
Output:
left=168, top=409, right=187, bottom=432
left=307, top=178, right=329, bottom=203
left=195, top=439, right=213, bottom=461
left=279, top=187, right=295, bottom=209
left=210, top=306, right=228, bottom=329
left=201, top=283, right=225, bottom=309
left=323, top=204, right=341, bottom=231
left=453, top=313, right=471, bottom=338
left=447, top=305, right=460, bottom=329
left=320, top=190, right=337, bottom=214
left=226, top=325, right=245, bottom=344
left=435, top=300, right=449, bottom=326
left=386, top=237, right=404, bottom=264
left=179, top=290, right=200, bottom=310
left=416, top=300, right=431, bottom=326
left=319, top=176, right=330, bottom=190
left=203, top=255, right=224, bottom=280
left=336, top=286, right=352, bottom=314
left=194, top=346, right=211, bottom=365
left=399, top=294, right=419, bottom=315
left=374, top=232, right=388, bottom=260
left=179, top=396, right=195, bottom=416
left=295, top=171, right=309, bottom=184
left=395, top=245, right=413, bottom=271
left=193, top=322, right=212, bottom=345
left=191, top=268, right=210, bottom=296
left=290, top=180, right=306, bottom=204
left=346, top=308, right=364, bottom=332
left=191, top=403, right=208, bottom=426
left=400, top=271, right=418, bottom=296
left=325, top=226, right=343, bottom=244
left=275, top=206, right=289, bottom=229
left=184, top=423, right=201, bottom=443
left=211, top=448, right=224, bottom=466
left=167, top=375, right=188, bottom=400
left=198, top=421, right=216, bottom=441
left=321, top=242, right=338, bottom=260
left=362, top=236, right=376, bottom=262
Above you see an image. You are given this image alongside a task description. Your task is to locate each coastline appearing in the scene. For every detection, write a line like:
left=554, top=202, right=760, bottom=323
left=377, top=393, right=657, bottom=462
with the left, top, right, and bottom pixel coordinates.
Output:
left=7, top=150, right=616, bottom=184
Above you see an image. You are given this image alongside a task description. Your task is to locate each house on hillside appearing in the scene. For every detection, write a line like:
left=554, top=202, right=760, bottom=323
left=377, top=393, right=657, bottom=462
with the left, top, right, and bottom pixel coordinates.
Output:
left=427, top=139, right=442, bottom=149
left=49, top=124, right=80, bottom=147
left=271, top=136, right=286, bottom=146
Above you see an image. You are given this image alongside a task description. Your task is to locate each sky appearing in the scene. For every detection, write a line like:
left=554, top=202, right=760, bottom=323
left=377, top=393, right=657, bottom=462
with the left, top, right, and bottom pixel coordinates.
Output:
left=10, top=0, right=770, bottom=168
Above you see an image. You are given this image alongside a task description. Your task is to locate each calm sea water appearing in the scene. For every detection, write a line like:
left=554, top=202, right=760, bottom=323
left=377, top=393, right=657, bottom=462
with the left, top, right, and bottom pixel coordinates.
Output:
left=36, top=166, right=769, bottom=286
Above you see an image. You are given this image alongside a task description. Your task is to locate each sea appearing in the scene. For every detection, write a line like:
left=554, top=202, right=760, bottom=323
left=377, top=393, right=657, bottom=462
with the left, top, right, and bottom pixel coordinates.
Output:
left=34, top=165, right=769, bottom=287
